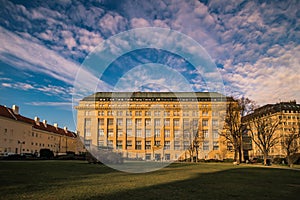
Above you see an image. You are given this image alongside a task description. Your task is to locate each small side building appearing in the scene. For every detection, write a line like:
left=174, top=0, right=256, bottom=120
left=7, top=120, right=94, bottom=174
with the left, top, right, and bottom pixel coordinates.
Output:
left=242, top=101, right=300, bottom=159
left=0, top=104, right=83, bottom=156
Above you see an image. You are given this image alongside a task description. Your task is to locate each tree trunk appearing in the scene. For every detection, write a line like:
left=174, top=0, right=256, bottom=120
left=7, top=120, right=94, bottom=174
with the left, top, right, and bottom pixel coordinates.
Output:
left=263, top=151, right=268, bottom=166
left=238, top=146, right=242, bottom=164
left=234, top=149, right=238, bottom=162
left=287, top=154, right=293, bottom=168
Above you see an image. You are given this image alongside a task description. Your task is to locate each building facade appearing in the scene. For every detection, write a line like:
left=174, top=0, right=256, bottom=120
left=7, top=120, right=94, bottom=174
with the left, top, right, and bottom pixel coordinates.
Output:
left=76, top=92, right=235, bottom=161
left=0, top=105, right=83, bottom=156
left=242, top=101, right=300, bottom=159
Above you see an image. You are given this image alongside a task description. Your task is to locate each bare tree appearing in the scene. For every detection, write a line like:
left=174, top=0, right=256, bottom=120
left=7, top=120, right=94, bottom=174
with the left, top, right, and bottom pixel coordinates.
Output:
left=282, top=125, right=300, bottom=167
left=246, top=117, right=281, bottom=165
left=220, top=97, right=255, bottom=163
left=187, top=120, right=203, bottom=162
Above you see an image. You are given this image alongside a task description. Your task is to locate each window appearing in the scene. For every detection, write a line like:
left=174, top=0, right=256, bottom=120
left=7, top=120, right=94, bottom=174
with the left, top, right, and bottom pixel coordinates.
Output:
left=183, top=130, right=190, bottom=138
left=117, top=140, right=123, bottom=149
left=135, top=111, right=142, bottom=116
left=126, top=119, right=132, bottom=126
left=154, top=119, right=161, bottom=126
left=117, top=118, right=123, bottom=126
left=108, top=129, right=113, bottom=137
left=127, top=140, right=132, bottom=148
left=154, top=140, right=161, bottom=146
left=155, top=129, right=161, bottom=137
left=164, top=111, right=170, bottom=116
left=212, top=120, right=218, bottom=127
left=183, top=119, right=189, bottom=127
left=136, top=141, right=142, bottom=150
left=213, top=130, right=219, bottom=139
left=183, top=141, right=190, bottom=149
left=136, top=129, right=142, bottom=137
left=202, top=119, right=208, bottom=127
left=126, top=129, right=132, bottom=137
left=154, top=111, right=160, bottom=116
left=164, top=141, right=170, bottom=149
left=174, top=119, right=180, bottom=127
left=85, top=118, right=91, bottom=126
left=117, top=129, right=123, bottom=137
left=107, top=118, right=114, bottom=126
left=183, top=111, right=189, bottom=116
left=145, top=118, right=151, bottom=126
left=107, top=140, right=113, bottom=148
left=164, top=118, right=170, bottom=126
left=192, top=111, right=199, bottom=117
left=107, top=111, right=113, bottom=116
left=98, top=118, right=104, bottom=126
left=203, top=130, right=209, bottom=138
left=192, top=119, right=198, bottom=127
left=136, top=119, right=142, bottom=126
left=174, top=141, right=181, bottom=150
left=203, top=111, right=208, bottom=116
left=145, top=111, right=151, bottom=116
left=98, top=129, right=104, bottom=137
left=174, top=130, right=180, bottom=138
left=145, top=141, right=151, bottom=149
left=203, top=141, right=209, bottom=150
left=84, top=118, right=91, bottom=137
left=213, top=141, right=219, bottom=150
left=126, top=111, right=132, bottom=116
left=117, top=111, right=123, bottom=116
left=173, top=111, right=180, bottom=116
left=165, top=153, right=170, bottom=160
left=212, top=111, right=219, bottom=116
left=145, top=153, right=151, bottom=160
left=227, top=142, right=233, bottom=151
left=145, top=129, right=151, bottom=137
left=164, top=129, right=170, bottom=138
left=98, top=111, right=104, bottom=116
left=85, top=111, right=91, bottom=116
left=84, top=139, right=92, bottom=147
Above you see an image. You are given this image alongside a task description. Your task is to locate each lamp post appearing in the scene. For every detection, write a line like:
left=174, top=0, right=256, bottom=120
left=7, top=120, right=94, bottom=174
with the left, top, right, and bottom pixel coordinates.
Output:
left=18, top=140, right=25, bottom=155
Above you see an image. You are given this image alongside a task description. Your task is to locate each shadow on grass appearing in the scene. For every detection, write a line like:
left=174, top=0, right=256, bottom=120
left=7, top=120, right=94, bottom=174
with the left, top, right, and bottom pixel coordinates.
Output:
left=83, top=166, right=300, bottom=200
left=1, top=161, right=299, bottom=200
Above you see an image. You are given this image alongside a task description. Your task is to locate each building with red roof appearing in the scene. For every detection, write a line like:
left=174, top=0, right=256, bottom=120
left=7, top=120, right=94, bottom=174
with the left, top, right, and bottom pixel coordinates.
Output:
left=0, top=104, right=83, bottom=156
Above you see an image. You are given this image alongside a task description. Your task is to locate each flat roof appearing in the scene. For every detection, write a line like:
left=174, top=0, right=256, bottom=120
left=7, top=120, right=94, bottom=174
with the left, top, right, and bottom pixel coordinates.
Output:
left=82, top=92, right=230, bottom=101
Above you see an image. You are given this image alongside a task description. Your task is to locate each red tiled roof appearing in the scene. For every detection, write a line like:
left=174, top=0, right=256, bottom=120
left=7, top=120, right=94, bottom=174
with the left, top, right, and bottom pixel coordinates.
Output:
left=0, top=105, right=77, bottom=138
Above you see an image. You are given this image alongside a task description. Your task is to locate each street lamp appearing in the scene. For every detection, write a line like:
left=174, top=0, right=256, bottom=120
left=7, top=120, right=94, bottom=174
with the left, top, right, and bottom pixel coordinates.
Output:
left=18, top=140, right=25, bottom=155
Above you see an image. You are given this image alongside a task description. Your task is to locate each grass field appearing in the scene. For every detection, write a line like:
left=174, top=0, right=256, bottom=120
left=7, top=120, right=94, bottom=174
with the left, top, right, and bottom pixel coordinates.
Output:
left=0, top=161, right=299, bottom=200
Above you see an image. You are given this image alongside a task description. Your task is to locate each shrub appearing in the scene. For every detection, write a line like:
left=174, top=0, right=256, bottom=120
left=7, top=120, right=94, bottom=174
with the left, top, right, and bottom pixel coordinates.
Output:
left=39, top=149, right=54, bottom=159
left=272, top=157, right=287, bottom=164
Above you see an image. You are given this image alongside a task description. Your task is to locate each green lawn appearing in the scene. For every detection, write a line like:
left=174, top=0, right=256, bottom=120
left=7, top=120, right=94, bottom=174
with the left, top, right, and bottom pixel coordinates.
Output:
left=0, top=161, right=299, bottom=200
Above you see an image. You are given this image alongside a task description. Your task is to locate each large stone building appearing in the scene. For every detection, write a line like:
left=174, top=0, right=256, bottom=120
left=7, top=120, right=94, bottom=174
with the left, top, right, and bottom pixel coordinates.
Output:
left=0, top=104, right=82, bottom=156
left=242, top=101, right=300, bottom=159
left=76, top=92, right=235, bottom=161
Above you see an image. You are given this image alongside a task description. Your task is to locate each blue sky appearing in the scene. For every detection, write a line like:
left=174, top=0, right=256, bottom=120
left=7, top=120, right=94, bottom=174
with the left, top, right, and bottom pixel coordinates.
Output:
left=0, top=0, right=299, bottom=131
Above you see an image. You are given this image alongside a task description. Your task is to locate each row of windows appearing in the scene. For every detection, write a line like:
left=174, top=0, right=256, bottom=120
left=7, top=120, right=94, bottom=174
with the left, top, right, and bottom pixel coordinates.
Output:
left=85, top=102, right=213, bottom=107
left=279, top=115, right=300, bottom=120
left=85, top=110, right=221, bottom=117
left=85, top=118, right=218, bottom=127
left=86, top=139, right=219, bottom=151
left=87, top=128, right=219, bottom=139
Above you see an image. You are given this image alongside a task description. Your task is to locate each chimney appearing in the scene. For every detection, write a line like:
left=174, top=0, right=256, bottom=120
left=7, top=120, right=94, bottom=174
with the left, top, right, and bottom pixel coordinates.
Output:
left=34, top=116, right=40, bottom=125
left=12, top=105, right=19, bottom=115
left=54, top=123, right=58, bottom=129
left=64, top=126, right=68, bottom=133
left=43, top=120, right=47, bottom=127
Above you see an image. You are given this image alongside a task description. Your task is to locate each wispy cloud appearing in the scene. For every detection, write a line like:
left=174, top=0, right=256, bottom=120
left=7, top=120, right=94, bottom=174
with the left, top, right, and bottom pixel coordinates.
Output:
left=27, top=101, right=72, bottom=107
left=0, top=0, right=299, bottom=106
left=1, top=81, right=71, bottom=97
